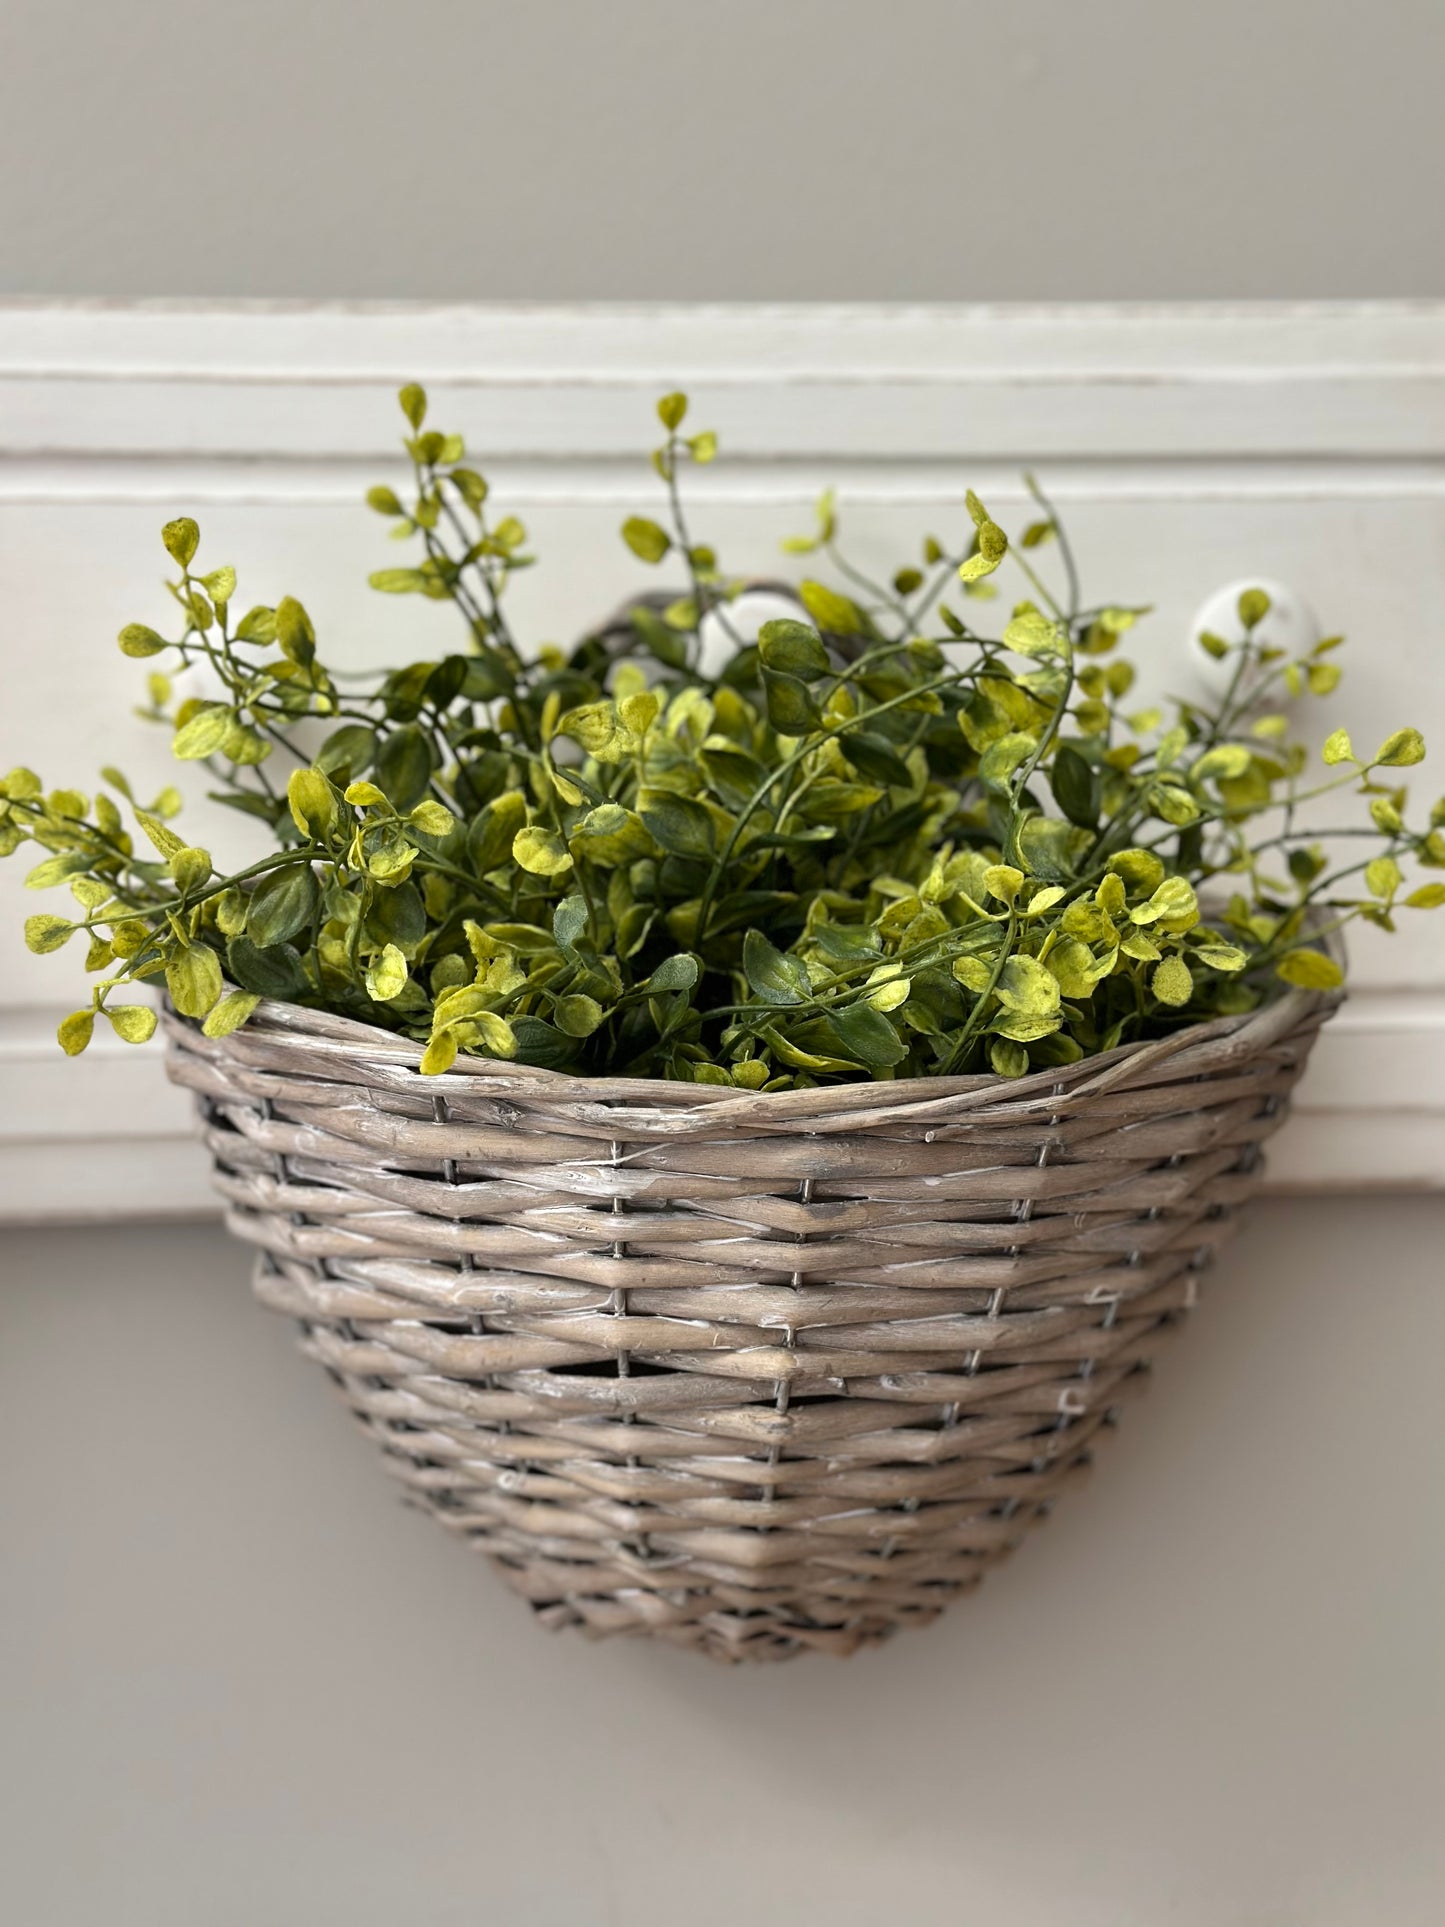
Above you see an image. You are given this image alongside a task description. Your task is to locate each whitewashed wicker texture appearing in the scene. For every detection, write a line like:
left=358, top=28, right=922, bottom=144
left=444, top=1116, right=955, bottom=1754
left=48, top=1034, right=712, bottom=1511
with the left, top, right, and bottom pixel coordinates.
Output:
left=164, top=984, right=1335, bottom=1661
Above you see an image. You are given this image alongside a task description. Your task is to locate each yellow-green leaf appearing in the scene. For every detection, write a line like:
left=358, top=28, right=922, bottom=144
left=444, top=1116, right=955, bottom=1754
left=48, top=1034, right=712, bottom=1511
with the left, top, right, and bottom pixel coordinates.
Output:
left=201, top=989, right=260, bottom=1038
left=162, top=517, right=199, bottom=567
left=554, top=993, right=604, bottom=1037
left=365, top=943, right=409, bottom=1002
left=202, top=565, right=236, bottom=608
left=344, top=780, right=388, bottom=809
left=169, top=845, right=212, bottom=895
left=1151, top=954, right=1194, bottom=1006
left=619, top=690, right=660, bottom=736
left=2, top=765, right=43, bottom=799
left=995, top=953, right=1061, bottom=1018
left=288, top=767, right=336, bottom=839
left=409, top=799, right=456, bottom=838
left=57, top=1009, right=94, bottom=1056
left=1002, top=609, right=1065, bottom=659
left=1044, top=937, right=1099, bottom=999
left=656, top=392, right=688, bottom=431
left=1237, top=587, right=1271, bottom=630
left=621, top=517, right=671, bottom=564
left=274, top=597, right=315, bottom=666
left=108, top=1004, right=159, bottom=1044
left=420, top=1031, right=458, bottom=1076
left=1307, top=660, right=1341, bottom=696
left=166, top=943, right=223, bottom=1018
left=512, top=826, right=574, bottom=876
left=136, top=810, right=186, bottom=860
left=172, top=705, right=232, bottom=761
left=1193, top=942, right=1248, bottom=971
left=118, top=623, right=167, bottom=658
left=1375, top=728, right=1425, bottom=768
left=25, top=853, right=90, bottom=890
left=983, top=864, right=1024, bottom=905
left=1131, top=876, right=1199, bottom=929
left=953, top=954, right=994, bottom=994
left=1276, top=948, right=1345, bottom=991
left=471, top=1011, right=518, bottom=1059
left=799, top=579, right=862, bottom=636
left=24, top=913, right=73, bottom=953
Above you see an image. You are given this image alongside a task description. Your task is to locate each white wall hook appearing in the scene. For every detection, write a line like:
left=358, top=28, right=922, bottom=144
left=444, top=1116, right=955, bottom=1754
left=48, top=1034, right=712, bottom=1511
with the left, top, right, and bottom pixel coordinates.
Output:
left=1188, top=577, right=1320, bottom=703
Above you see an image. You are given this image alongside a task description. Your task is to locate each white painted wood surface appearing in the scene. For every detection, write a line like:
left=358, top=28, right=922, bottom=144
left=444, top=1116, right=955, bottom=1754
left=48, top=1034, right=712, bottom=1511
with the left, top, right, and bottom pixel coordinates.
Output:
left=2, top=300, right=1443, bottom=1221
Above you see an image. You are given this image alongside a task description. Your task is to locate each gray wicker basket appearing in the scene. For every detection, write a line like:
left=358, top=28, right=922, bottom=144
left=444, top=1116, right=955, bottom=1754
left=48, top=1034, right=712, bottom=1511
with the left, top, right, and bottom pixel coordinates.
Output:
left=165, top=983, right=1337, bottom=1662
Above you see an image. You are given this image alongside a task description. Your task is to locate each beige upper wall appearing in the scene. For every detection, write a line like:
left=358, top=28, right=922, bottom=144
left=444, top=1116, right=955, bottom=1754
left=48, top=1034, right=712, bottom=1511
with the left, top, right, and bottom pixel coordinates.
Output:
left=2, top=0, right=1440, bottom=301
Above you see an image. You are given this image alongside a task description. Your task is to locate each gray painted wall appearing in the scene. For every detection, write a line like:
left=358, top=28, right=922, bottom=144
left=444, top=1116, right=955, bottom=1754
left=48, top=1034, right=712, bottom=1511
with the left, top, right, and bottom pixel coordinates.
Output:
left=2, top=0, right=1441, bottom=301
left=6, top=1203, right=1444, bottom=1925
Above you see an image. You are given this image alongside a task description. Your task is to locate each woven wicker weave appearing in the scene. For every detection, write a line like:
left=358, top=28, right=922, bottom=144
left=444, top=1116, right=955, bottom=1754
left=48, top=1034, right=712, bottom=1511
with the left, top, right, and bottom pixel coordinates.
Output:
left=164, top=984, right=1337, bottom=1662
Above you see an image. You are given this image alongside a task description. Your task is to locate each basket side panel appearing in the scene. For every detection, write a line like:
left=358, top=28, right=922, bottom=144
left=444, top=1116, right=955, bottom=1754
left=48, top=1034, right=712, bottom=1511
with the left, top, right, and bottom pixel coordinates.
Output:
left=165, top=996, right=1333, bottom=1661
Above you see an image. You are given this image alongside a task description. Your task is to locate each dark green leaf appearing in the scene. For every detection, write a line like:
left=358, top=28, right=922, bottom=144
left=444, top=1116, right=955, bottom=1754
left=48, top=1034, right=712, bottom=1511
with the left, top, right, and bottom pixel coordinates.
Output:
left=226, top=935, right=307, bottom=998
left=631, top=606, right=690, bottom=670
left=553, top=895, right=588, bottom=951
left=758, top=618, right=829, bottom=682
left=825, top=1002, right=908, bottom=1068
left=425, top=656, right=470, bottom=708
left=375, top=725, right=434, bottom=811
left=468, top=791, right=527, bottom=873
left=246, top=865, right=320, bottom=947
left=209, top=789, right=285, bottom=825
left=840, top=730, right=912, bottom=788
left=641, top=795, right=717, bottom=860
left=462, top=649, right=515, bottom=701
left=367, top=880, right=425, bottom=948
left=743, top=929, right=812, bottom=1006
left=315, top=724, right=377, bottom=781
left=510, top=1016, right=580, bottom=1068
left=763, top=673, right=822, bottom=736
left=1051, top=744, right=1099, bottom=829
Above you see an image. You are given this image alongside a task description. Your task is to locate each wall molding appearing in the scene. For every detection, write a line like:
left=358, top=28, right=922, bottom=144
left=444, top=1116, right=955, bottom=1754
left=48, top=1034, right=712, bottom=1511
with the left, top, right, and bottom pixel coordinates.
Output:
left=2, top=299, right=1443, bottom=1221
left=4, top=299, right=1445, bottom=464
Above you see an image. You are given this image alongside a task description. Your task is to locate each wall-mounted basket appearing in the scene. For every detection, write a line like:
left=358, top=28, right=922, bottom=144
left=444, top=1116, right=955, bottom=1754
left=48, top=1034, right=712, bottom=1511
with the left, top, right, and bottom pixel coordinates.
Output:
left=165, top=984, right=1337, bottom=1663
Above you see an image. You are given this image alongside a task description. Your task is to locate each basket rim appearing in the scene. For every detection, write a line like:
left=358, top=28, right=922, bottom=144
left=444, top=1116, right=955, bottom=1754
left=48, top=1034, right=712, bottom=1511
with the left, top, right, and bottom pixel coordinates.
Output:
left=172, top=976, right=1343, bottom=1134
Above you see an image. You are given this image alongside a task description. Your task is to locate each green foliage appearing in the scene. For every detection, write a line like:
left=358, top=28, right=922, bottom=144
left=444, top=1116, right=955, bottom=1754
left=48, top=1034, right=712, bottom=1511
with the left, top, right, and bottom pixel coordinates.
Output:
left=4, top=386, right=1438, bottom=1084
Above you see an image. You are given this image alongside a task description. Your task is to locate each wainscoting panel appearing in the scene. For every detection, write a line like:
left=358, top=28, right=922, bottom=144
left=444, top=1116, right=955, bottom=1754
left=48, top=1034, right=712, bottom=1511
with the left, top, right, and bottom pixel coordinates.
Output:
left=2, top=301, right=1442, bottom=1218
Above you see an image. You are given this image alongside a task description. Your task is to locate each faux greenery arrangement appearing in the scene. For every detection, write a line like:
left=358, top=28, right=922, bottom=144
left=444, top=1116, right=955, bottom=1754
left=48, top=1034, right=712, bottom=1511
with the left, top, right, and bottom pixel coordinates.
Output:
left=5, top=388, right=1443, bottom=1089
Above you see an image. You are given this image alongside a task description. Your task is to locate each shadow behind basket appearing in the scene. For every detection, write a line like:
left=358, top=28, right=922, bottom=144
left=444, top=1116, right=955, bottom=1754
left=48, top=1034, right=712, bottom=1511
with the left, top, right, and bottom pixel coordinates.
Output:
left=164, top=986, right=1337, bottom=1662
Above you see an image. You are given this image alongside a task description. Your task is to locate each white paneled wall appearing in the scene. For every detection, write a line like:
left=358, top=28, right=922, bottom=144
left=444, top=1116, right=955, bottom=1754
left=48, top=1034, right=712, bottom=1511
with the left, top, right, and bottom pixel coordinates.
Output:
left=3, top=302, right=1444, bottom=1219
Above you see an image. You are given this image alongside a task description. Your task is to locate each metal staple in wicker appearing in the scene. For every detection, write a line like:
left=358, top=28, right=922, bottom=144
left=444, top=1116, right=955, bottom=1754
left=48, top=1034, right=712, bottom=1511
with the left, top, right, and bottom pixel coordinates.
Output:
left=164, top=984, right=1338, bottom=1662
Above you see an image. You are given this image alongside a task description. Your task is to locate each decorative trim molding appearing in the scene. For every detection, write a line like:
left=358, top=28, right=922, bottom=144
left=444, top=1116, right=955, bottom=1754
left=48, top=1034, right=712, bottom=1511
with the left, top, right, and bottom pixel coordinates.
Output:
left=4, top=298, right=1445, bottom=465
left=2, top=299, right=1443, bottom=1222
